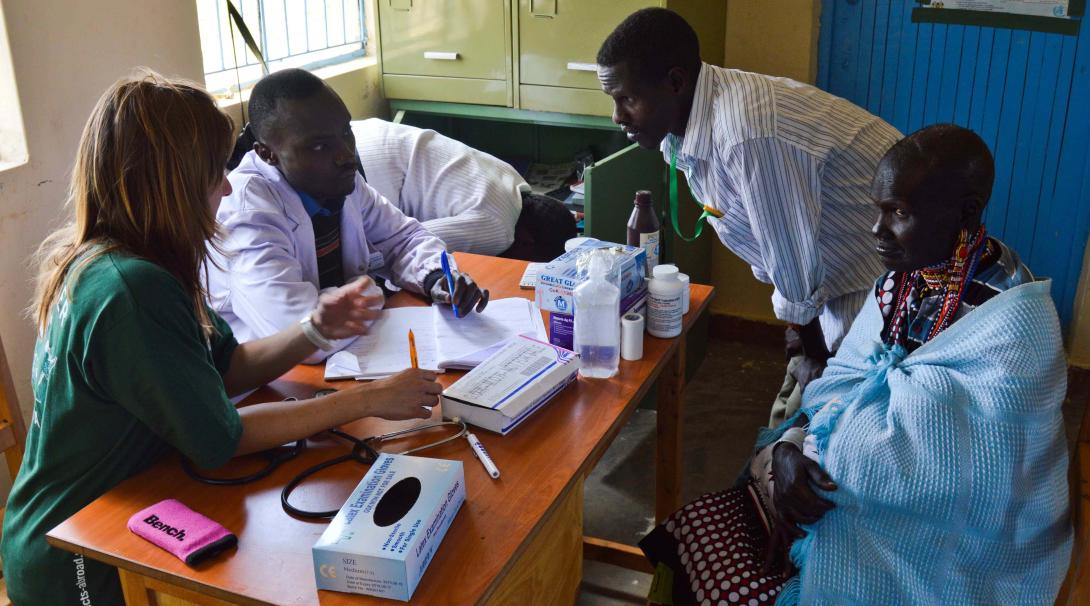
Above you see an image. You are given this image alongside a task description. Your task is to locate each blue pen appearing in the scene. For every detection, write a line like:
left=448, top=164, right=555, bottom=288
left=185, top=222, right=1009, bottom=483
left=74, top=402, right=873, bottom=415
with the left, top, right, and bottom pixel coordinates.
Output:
left=440, top=251, right=460, bottom=318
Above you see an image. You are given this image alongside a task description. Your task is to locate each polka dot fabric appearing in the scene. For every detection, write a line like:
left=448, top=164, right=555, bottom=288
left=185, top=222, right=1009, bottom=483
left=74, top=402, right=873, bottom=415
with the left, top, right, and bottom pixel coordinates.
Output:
left=641, top=484, right=788, bottom=606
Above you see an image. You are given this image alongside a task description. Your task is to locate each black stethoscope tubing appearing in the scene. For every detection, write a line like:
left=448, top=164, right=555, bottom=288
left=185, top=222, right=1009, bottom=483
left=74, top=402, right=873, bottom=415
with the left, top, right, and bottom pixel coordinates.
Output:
left=181, top=440, right=306, bottom=486
left=280, top=428, right=379, bottom=519
left=282, top=421, right=468, bottom=519
left=183, top=397, right=468, bottom=520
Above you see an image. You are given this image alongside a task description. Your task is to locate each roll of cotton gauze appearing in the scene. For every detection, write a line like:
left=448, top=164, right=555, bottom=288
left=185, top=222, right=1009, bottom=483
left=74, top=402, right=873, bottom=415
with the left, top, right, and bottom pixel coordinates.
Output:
left=621, top=312, right=644, bottom=361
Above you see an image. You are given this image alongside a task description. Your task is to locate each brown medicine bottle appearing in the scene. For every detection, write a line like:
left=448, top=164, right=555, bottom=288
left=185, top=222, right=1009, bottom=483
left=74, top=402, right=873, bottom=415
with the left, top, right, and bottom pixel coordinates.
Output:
left=627, top=190, right=661, bottom=276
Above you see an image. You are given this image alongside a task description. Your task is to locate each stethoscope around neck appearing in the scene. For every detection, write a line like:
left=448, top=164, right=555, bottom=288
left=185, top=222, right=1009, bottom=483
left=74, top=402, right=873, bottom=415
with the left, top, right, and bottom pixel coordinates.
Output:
left=182, top=395, right=467, bottom=519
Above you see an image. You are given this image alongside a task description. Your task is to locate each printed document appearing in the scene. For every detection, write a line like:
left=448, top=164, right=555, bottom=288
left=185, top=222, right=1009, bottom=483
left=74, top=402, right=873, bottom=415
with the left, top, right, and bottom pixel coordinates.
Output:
left=324, top=298, right=546, bottom=380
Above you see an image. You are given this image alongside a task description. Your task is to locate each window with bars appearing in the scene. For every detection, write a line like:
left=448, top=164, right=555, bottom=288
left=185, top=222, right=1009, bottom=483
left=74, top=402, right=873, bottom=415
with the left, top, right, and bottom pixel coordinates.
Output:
left=196, top=0, right=367, bottom=97
left=0, top=4, right=26, bottom=170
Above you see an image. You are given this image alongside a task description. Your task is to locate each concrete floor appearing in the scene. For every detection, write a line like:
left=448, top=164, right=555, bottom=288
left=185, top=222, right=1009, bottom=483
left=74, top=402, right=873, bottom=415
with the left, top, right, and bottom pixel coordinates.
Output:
left=575, top=334, right=1090, bottom=605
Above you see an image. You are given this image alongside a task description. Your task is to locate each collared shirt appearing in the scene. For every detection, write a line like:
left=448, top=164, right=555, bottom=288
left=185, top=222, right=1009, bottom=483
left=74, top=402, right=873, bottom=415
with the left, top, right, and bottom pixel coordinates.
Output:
left=664, top=63, right=903, bottom=349
left=352, top=118, right=527, bottom=256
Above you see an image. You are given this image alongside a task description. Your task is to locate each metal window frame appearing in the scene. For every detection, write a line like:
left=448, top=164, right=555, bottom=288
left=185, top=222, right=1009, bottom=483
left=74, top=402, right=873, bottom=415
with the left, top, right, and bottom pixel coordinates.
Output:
left=202, top=0, right=368, bottom=79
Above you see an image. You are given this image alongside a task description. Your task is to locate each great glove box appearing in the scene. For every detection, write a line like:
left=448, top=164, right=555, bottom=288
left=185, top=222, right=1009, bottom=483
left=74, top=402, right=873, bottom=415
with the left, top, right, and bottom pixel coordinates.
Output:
left=535, top=239, right=648, bottom=349
left=534, top=238, right=647, bottom=315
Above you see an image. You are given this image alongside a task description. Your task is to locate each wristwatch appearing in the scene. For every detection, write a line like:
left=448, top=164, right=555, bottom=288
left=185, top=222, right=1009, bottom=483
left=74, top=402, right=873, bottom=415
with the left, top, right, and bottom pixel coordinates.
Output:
left=299, top=313, right=335, bottom=351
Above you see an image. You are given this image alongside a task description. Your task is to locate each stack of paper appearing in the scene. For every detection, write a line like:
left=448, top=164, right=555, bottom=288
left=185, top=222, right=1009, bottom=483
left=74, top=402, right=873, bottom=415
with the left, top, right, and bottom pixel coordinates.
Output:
left=519, top=262, right=547, bottom=289
left=324, top=298, right=547, bottom=380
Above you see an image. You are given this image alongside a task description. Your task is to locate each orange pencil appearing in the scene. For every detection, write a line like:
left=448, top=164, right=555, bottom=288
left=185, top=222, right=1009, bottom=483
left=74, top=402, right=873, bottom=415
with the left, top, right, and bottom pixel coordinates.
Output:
left=408, top=329, right=419, bottom=369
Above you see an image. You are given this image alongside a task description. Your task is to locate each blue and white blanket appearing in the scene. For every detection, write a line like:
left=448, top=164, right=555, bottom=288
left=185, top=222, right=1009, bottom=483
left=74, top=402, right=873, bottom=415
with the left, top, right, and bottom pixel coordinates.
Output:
left=774, top=279, right=1072, bottom=605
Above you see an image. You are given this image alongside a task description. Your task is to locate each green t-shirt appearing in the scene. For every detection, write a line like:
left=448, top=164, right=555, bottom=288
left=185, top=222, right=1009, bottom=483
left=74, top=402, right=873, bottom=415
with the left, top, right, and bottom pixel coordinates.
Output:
left=1, top=252, right=243, bottom=606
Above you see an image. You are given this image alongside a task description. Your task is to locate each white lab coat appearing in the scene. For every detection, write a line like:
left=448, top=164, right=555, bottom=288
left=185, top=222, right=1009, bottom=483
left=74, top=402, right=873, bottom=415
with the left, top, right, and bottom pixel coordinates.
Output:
left=206, top=150, right=446, bottom=362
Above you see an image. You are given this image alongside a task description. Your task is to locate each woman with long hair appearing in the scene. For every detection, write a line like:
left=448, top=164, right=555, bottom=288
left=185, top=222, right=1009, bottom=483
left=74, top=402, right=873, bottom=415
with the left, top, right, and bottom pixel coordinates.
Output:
left=0, top=71, right=442, bottom=605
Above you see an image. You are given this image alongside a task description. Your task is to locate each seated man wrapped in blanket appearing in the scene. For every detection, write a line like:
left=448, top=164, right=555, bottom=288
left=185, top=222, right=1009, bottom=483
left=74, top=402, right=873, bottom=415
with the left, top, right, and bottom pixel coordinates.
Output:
left=640, top=124, right=1072, bottom=606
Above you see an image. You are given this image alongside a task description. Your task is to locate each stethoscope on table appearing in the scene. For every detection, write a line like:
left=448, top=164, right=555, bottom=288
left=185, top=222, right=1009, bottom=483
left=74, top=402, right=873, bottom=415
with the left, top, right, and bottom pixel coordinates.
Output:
left=182, top=391, right=467, bottom=519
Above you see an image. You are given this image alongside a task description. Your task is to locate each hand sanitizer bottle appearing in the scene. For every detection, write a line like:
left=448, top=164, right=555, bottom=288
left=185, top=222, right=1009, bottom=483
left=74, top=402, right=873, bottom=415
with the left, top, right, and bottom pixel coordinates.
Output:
left=574, top=251, right=620, bottom=379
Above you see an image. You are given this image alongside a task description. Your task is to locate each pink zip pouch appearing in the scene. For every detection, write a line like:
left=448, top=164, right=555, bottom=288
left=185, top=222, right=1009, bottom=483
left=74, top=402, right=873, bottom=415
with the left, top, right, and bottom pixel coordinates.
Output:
left=127, top=499, right=237, bottom=565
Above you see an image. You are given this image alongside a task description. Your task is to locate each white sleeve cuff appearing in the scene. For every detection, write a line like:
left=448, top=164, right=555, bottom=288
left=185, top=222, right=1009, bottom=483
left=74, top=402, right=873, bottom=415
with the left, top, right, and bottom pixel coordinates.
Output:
left=771, top=286, right=829, bottom=325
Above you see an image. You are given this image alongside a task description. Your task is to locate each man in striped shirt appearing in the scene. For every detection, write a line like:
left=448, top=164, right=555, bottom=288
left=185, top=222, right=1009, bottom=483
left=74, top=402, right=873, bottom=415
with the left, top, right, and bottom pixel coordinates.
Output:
left=597, top=8, right=902, bottom=425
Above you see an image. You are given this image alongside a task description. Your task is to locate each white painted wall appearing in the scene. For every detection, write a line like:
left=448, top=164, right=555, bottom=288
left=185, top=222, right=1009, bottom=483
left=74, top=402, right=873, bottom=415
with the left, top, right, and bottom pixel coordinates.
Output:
left=0, top=0, right=206, bottom=429
left=0, top=0, right=385, bottom=512
left=0, top=5, right=27, bottom=170
left=0, top=0, right=201, bottom=504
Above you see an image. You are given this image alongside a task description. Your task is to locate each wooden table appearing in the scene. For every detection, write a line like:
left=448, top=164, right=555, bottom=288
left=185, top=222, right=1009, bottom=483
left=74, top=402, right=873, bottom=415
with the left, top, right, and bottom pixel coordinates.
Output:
left=47, top=253, right=714, bottom=606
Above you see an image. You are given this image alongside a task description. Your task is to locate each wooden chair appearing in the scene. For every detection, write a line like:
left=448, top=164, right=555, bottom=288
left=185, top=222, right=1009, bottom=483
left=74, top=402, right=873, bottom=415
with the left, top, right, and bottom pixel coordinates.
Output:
left=1057, top=369, right=1090, bottom=605
left=0, top=334, right=27, bottom=606
left=0, top=334, right=25, bottom=493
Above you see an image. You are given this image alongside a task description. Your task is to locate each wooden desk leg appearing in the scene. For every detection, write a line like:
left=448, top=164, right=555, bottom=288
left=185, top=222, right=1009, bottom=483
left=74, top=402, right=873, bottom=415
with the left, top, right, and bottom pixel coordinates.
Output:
left=583, top=335, right=688, bottom=572
left=656, top=335, right=686, bottom=523
left=484, top=480, right=583, bottom=606
left=118, top=570, right=155, bottom=606
left=119, top=568, right=235, bottom=606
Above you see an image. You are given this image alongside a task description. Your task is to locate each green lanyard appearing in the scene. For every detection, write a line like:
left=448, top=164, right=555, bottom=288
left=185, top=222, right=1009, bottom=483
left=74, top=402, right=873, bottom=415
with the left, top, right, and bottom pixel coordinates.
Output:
left=669, top=142, right=722, bottom=242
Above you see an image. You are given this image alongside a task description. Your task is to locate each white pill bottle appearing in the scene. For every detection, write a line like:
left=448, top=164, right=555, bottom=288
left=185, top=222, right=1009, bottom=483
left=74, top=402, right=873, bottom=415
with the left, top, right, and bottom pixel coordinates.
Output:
left=646, top=264, right=684, bottom=338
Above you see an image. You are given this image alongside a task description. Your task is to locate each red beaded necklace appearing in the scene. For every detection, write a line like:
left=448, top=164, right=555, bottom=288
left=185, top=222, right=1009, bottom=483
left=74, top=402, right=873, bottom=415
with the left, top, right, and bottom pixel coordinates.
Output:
left=885, top=225, right=987, bottom=346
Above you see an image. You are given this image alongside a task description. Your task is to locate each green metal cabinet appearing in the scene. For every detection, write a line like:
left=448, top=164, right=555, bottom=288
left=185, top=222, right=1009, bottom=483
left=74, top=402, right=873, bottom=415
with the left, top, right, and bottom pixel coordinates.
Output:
left=378, top=0, right=725, bottom=371
left=377, top=0, right=513, bottom=106
left=517, top=0, right=652, bottom=89
left=516, top=0, right=654, bottom=115
left=377, top=0, right=726, bottom=115
left=511, top=0, right=727, bottom=116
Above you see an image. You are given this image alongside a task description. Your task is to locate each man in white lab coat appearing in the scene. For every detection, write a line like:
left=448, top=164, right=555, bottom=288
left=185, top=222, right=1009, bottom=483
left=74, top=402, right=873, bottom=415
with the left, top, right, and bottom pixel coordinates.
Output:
left=207, top=69, right=489, bottom=362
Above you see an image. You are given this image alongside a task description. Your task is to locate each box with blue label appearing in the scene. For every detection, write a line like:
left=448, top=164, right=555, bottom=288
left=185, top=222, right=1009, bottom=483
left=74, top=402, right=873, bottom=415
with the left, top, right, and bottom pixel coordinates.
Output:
left=312, top=454, right=465, bottom=601
left=535, top=239, right=648, bottom=349
left=535, top=239, right=647, bottom=315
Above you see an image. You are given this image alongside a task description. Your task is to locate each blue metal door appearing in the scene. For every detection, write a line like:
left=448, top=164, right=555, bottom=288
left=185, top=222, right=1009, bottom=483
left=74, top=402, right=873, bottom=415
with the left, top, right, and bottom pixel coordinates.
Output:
left=818, top=1, right=1090, bottom=325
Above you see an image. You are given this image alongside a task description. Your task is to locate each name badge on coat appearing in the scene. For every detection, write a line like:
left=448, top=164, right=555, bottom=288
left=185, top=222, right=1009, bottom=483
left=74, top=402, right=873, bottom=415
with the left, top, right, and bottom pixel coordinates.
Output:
left=367, top=251, right=385, bottom=274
